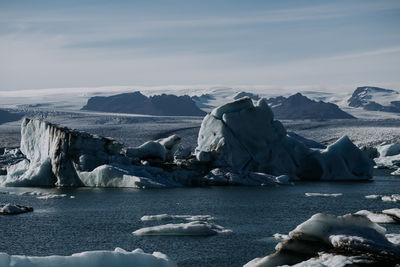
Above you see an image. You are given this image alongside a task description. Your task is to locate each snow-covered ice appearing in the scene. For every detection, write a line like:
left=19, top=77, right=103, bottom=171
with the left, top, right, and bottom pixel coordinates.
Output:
left=132, top=221, right=231, bottom=236
left=0, top=204, right=33, bottom=215
left=305, top=193, right=342, bottom=197
left=0, top=248, right=176, bottom=267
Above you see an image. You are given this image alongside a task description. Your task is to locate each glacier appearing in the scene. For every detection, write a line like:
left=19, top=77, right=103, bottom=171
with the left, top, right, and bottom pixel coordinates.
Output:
left=0, top=97, right=374, bottom=188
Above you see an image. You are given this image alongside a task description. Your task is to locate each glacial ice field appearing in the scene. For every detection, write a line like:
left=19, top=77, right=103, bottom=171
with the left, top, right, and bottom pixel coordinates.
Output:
left=0, top=109, right=400, bottom=266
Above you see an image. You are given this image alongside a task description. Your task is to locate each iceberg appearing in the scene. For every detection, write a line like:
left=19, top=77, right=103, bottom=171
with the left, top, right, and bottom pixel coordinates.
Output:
left=373, top=143, right=400, bottom=175
left=132, top=221, right=231, bottom=236
left=195, top=97, right=373, bottom=180
left=0, top=248, right=176, bottom=267
left=0, top=118, right=190, bottom=188
left=244, top=213, right=400, bottom=267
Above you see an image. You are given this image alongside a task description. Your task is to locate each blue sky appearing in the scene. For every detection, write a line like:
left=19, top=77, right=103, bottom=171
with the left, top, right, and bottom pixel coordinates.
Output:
left=0, top=0, right=399, bottom=92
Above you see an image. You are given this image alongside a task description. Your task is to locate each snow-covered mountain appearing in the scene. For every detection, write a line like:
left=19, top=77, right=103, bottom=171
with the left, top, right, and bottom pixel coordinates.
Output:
left=347, top=86, right=400, bottom=113
left=82, top=91, right=206, bottom=116
left=266, top=93, right=355, bottom=120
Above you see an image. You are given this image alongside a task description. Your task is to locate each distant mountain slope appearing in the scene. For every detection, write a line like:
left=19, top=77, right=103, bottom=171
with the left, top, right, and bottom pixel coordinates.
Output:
left=82, top=91, right=206, bottom=116
left=0, top=109, right=23, bottom=125
left=266, top=93, right=355, bottom=120
left=347, top=86, right=400, bottom=113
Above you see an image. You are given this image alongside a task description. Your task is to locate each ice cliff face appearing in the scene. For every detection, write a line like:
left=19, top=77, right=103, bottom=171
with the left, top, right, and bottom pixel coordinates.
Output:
left=195, top=97, right=373, bottom=180
left=4, top=118, right=124, bottom=186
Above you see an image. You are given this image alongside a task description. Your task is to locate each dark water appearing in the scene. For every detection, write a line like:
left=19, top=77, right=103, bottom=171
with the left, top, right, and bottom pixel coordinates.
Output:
left=1, top=174, right=400, bottom=267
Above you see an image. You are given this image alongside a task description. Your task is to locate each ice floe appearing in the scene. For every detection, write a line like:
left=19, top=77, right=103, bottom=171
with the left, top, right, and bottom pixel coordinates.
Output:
left=244, top=213, right=400, bottom=267
left=133, top=221, right=231, bottom=236
left=0, top=204, right=33, bottom=215
left=0, top=248, right=176, bottom=267
left=305, top=193, right=342, bottom=197
left=140, top=214, right=214, bottom=222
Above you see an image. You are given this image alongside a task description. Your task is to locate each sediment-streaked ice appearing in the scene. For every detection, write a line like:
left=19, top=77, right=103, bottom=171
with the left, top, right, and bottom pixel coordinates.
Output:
left=133, top=221, right=231, bottom=236
left=0, top=248, right=176, bottom=267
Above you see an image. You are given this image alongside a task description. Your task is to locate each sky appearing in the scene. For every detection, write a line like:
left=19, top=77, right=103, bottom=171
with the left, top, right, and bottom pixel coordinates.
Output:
left=0, top=0, right=400, bottom=92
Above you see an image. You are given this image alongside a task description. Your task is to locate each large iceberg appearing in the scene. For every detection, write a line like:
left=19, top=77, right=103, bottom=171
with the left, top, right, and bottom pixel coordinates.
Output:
left=244, top=213, right=400, bottom=267
left=0, top=248, right=176, bottom=267
left=0, top=118, right=192, bottom=188
left=195, top=97, right=373, bottom=180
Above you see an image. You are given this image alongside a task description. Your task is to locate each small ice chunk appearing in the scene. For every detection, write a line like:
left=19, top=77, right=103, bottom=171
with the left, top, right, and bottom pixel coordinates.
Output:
left=381, top=194, right=400, bottom=202
left=140, top=214, right=214, bottom=222
left=0, top=204, right=33, bottom=215
left=305, top=193, right=343, bottom=197
left=132, top=221, right=231, bottom=236
left=36, top=194, right=67, bottom=200
left=386, top=233, right=400, bottom=245
left=355, top=210, right=397, bottom=224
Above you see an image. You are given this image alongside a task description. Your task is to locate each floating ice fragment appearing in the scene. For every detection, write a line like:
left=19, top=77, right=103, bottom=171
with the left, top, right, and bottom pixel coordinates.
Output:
left=133, top=221, right=231, bottom=236
left=140, top=214, right=214, bottom=222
